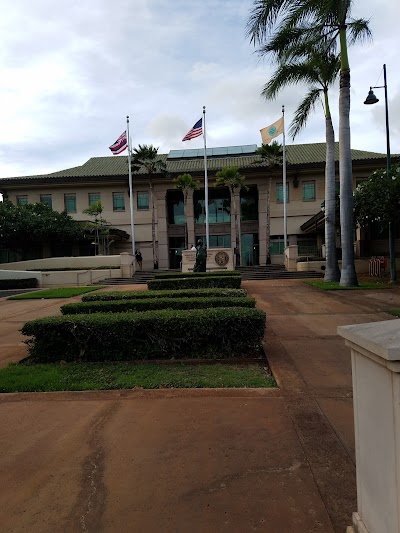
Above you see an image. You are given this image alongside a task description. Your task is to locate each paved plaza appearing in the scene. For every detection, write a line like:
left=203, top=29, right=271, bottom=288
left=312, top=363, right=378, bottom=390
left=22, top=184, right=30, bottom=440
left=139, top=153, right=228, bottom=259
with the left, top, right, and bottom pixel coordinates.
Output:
left=0, top=280, right=399, bottom=532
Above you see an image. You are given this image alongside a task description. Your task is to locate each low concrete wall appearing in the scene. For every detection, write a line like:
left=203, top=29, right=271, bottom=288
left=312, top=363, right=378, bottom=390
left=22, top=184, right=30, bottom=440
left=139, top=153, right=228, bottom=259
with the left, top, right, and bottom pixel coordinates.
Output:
left=182, top=248, right=234, bottom=273
left=0, top=269, right=42, bottom=284
left=0, top=255, right=121, bottom=271
left=41, top=269, right=121, bottom=287
left=297, top=259, right=371, bottom=274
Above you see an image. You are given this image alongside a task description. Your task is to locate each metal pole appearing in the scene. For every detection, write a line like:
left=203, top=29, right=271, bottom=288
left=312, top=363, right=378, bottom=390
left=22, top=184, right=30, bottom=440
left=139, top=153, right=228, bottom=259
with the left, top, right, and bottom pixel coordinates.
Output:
left=127, top=116, right=135, bottom=256
left=203, top=106, right=210, bottom=249
left=282, top=105, right=287, bottom=249
left=383, top=65, right=396, bottom=282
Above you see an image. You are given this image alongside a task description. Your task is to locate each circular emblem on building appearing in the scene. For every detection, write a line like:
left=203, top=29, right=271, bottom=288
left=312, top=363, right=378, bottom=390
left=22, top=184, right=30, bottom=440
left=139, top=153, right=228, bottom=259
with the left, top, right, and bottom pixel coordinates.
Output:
left=215, top=251, right=229, bottom=267
left=268, top=126, right=277, bottom=136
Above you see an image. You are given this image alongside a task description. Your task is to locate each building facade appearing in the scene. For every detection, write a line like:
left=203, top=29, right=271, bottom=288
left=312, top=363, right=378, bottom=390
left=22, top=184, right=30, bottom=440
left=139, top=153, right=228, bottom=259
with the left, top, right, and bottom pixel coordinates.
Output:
left=0, top=142, right=392, bottom=269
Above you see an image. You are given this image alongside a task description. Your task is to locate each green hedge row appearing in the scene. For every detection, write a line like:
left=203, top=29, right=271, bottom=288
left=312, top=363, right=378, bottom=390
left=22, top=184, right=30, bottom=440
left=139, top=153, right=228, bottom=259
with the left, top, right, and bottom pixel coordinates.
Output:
left=82, top=288, right=247, bottom=302
left=22, top=307, right=266, bottom=361
left=154, top=270, right=240, bottom=279
left=148, top=276, right=241, bottom=291
left=0, top=278, right=38, bottom=290
left=61, top=296, right=255, bottom=315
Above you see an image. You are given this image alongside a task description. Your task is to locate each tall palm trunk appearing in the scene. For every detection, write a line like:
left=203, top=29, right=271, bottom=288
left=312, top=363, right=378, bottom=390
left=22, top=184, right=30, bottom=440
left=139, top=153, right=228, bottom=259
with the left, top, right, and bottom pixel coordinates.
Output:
left=266, top=177, right=272, bottom=265
left=324, top=93, right=340, bottom=282
left=338, top=31, right=358, bottom=286
left=149, top=179, right=158, bottom=269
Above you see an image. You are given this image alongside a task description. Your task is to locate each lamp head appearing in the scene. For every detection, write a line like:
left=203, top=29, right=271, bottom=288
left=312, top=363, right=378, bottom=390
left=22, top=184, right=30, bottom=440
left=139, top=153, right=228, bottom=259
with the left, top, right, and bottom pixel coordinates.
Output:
left=364, top=89, right=379, bottom=105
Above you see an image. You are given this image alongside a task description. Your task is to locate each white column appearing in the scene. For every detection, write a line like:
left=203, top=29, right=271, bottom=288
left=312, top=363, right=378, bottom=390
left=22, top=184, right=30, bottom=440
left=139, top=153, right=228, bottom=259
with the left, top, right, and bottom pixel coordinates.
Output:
left=338, top=320, right=400, bottom=533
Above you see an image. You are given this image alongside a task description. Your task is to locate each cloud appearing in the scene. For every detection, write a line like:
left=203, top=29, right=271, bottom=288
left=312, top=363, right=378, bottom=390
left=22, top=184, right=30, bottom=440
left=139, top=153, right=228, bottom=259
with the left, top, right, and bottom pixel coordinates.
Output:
left=0, top=0, right=398, bottom=179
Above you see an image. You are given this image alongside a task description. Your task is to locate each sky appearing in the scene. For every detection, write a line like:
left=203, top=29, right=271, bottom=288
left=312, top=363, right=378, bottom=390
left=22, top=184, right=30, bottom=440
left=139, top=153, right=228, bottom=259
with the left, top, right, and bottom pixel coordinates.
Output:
left=0, top=0, right=399, bottom=179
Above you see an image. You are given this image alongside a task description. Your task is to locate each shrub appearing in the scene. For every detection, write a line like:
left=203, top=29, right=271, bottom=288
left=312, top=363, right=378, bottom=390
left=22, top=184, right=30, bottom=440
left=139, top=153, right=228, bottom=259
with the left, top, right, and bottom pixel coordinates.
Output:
left=0, top=278, right=38, bottom=290
left=22, top=307, right=266, bottom=361
left=154, top=270, right=240, bottom=279
left=82, top=288, right=247, bottom=302
left=148, top=276, right=241, bottom=291
left=62, top=296, right=255, bottom=314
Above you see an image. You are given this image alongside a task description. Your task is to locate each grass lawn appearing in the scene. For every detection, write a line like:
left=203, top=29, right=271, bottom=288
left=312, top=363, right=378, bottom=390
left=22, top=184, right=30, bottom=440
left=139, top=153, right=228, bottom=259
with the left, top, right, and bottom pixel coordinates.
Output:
left=304, top=280, right=393, bottom=290
left=8, top=286, right=105, bottom=300
left=388, top=310, right=400, bottom=317
left=0, top=362, right=276, bottom=392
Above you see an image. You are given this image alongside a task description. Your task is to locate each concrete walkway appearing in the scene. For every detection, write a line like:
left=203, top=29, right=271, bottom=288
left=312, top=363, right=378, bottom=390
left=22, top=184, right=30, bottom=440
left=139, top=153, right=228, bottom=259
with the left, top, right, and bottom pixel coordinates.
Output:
left=0, top=280, right=399, bottom=532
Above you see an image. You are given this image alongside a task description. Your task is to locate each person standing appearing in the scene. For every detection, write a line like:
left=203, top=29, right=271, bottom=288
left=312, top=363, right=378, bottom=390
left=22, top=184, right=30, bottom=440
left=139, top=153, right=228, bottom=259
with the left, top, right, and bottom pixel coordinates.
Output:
left=135, top=249, right=143, bottom=270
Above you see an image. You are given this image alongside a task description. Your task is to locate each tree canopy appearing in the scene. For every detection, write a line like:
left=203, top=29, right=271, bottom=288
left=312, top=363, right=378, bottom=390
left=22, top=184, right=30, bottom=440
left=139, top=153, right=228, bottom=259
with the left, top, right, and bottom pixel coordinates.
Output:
left=354, top=164, right=400, bottom=229
left=131, top=144, right=166, bottom=174
left=0, top=201, right=83, bottom=251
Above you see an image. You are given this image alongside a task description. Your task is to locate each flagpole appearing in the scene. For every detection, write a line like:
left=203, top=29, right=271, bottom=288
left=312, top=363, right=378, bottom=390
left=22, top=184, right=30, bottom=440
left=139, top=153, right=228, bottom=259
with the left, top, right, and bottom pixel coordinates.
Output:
left=127, top=115, right=135, bottom=256
left=282, top=105, right=287, bottom=250
left=203, top=106, right=210, bottom=249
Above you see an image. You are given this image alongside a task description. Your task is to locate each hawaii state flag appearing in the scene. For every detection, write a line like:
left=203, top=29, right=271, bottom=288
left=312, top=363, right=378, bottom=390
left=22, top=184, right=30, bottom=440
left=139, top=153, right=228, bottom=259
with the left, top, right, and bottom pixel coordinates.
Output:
left=182, top=118, right=202, bottom=141
left=109, top=131, right=127, bottom=154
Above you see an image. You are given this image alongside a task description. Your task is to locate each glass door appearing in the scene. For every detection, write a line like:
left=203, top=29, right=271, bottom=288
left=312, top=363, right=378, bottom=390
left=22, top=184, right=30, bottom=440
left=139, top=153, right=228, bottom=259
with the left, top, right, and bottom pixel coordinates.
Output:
left=241, top=233, right=259, bottom=266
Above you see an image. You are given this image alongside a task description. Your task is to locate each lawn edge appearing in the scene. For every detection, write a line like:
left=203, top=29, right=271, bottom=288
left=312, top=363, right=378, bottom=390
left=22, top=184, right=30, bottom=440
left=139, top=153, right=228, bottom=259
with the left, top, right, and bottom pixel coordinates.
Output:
left=0, top=387, right=282, bottom=402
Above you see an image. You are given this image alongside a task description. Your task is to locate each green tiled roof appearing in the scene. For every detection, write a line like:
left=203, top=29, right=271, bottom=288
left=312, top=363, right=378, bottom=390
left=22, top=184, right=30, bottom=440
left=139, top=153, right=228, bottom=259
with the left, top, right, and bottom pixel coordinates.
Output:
left=0, top=142, right=390, bottom=184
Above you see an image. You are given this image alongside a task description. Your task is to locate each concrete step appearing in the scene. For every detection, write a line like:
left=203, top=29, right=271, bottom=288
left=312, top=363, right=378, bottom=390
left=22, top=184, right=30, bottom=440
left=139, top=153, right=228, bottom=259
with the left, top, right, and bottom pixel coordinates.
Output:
left=96, top=269, right=324, bottom=285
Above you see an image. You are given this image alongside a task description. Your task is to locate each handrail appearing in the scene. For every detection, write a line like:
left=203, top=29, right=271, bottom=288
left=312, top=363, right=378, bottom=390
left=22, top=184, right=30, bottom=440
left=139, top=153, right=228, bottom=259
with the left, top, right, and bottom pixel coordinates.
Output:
left=76, top=270, right=90, bottom=286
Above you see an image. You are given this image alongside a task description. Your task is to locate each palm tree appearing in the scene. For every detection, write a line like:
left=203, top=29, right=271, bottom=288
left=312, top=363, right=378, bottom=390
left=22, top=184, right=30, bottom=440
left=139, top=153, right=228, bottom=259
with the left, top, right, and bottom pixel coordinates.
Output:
left=173, top=173, right=200, bottom=250
left=215, top=166, right=247, bottom=266
left=256, top=142, right=283, bottom=264
left=131, top=144, right=166, bottom=269
left=247, top=0, right=372, bottom=286
left=262, top=49, right=341, bottom=281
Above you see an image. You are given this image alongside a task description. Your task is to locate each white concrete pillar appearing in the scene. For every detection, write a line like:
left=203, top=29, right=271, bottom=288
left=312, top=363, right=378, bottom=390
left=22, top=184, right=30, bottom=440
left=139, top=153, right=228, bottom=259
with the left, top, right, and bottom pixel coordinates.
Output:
left=120, top=253, right=135, bottom=277
left=284, top=245, right=298, bottom=272
left=338, top=320, right=400, bottom=533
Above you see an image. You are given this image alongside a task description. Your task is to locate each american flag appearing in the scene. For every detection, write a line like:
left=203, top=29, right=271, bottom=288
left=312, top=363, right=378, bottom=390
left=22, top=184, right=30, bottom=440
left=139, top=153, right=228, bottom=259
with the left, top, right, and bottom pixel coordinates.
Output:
left=109, top=131, right=128, bottom=155
left=182, top=118, right=202, bottom=141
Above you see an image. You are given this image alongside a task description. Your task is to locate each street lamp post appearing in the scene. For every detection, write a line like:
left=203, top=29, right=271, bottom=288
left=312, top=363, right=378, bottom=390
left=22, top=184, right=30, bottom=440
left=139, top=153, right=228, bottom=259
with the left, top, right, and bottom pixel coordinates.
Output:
left=364, top=63, right=396, bottom=283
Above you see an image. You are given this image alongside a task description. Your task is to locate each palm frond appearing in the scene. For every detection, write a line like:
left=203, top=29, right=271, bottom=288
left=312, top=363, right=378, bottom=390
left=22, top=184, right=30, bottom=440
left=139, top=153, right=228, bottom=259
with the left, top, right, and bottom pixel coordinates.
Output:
left=246, top=0, right=298, bottom=44
left=131, top=144, right=166, bottom=174
left=289, top=87, right=322, bottom=139
left=256, top=142, right=283, bottom=167
left=347, top=18, right=372, bottom=46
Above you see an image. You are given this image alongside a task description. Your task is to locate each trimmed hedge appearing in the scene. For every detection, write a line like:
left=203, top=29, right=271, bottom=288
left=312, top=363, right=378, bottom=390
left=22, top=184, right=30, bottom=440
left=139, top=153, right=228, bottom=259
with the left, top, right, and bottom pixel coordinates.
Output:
left=148, top=276, right=241, bottom=291
left=154, top=270, right=240, bottom=279
left=0, top=278, right=38, bottom=290
left=61, top=296, right=256, bottom=315
left=82, top=288, right=247, bottom=302
left=22, top=307, right=266, bottom=361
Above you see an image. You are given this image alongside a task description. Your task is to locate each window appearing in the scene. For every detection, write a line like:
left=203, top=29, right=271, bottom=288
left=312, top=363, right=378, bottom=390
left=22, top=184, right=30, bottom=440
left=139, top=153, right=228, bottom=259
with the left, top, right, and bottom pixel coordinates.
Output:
left=276, top=183, right=289, bottom=203
left=193, top=189, right=231, bottom=224
left=89, top=193, right=100, bottom=206
left=198, top=235, right=231, bottom=248
left=302, top=181, right=316, bottom=201
left=113, top=192, right=125, bottom=211
left=270, top=237, right=285, bottom=255
left=137, top=191, right=149, bottom=210
left=64, top=194, right=76, bottom=213
left=16, top=195, right=28, bottom=205
left=40, top=194, right=52, bottom=208
left=167, top=191, right=184, bottom=224
left=241, top=186, right=258, bottom=221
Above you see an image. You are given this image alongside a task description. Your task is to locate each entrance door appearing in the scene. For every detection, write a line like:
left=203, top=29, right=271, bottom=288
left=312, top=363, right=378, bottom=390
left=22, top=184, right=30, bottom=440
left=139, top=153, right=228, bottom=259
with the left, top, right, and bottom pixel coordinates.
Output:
left=169, top=236, right=185, bottom=269
left=241, top=233, right=259, bottom=266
